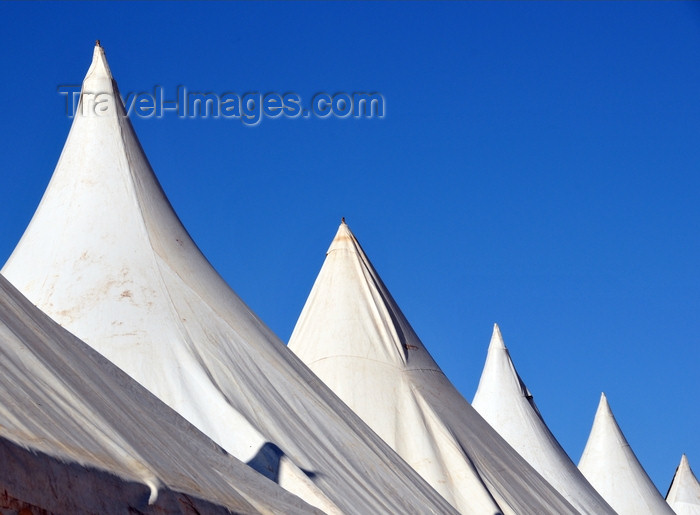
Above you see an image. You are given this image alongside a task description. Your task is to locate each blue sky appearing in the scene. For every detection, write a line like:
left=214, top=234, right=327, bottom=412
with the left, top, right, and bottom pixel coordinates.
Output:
left=1, top=1, right=699, bottom=494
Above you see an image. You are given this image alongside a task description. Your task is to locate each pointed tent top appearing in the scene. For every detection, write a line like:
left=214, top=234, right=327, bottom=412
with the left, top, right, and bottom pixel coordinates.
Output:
left=82, top=41, right=115, bottom=104
left=596, top=392, right=613, bottom=419
left=666, top=453, right=700, bottom=514
left=311, top=219, right=436, bottom=368
left=681, top=454, right=691, bottom=468
left=588, top=392, right=629, bottom=453
left=474, top=323, right=529, bottom=399
left=489, top=322, right=506, bottom=350
left=87, top=41, right=112, bottom=79
left=673, top=454, right=693, bottom=481
left=327, top=219, right=356, bottom=254
left=472, top=325, right=614, bottom=513
left=579, top=393, right=675, bottom=514
left=290, top=227, right=584, bottom=514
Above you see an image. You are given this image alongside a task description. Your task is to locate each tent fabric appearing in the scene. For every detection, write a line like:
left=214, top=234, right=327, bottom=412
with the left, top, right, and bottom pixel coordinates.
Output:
left=0, top=274, right=317, bottom=515
left=471, top=324, right=614, bottom=514
left=578, top=393, right=675, bottom=515
left=1, top=44, right=457, bottom=515
left=287, top=221, right=580, bottom=515
left=666, top=455, right=700, bottom=515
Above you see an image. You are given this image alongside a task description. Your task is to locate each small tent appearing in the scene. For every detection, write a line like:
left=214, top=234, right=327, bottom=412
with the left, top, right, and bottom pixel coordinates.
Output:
left=471, top=324, right=614, bottom=513
left=288, top=221, right=579, bottom=514
left=0, top=274, right=317, bottom=515
left=666, top=454, right=700, bottom=515
left=1, top=44, right=456, bottom=515
left=578, top=393, right=674, bottom=515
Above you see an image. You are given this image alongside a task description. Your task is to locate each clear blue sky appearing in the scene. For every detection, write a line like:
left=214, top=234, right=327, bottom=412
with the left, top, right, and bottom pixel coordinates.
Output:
left=1, top=1, right=698, bottom=494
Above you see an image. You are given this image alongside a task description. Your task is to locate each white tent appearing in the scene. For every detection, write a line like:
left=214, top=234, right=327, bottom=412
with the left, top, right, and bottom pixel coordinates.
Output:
left=471, top=324, right=614, bottom=514
left=666, top=455, right=700, bottom=515
left=1, top=43, right=456, bottom=515
left=288, top=221, right=579, bottom=515
left=0, top=274, right=317, bottom=515
left=578, top=393, right=674, bottom=515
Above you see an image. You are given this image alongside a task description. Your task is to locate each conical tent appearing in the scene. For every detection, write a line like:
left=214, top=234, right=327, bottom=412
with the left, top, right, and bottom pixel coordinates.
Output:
left=472, top=324, right=614, bottom=514
left=666, top=454, right=700, bottom=515
left=1, top=44, right=457, bottom=515
left=578, top=393, right=674, bottom=515
left=288, top=221, right=579, bottom=515
left=0, top=274, right=317, bottom=515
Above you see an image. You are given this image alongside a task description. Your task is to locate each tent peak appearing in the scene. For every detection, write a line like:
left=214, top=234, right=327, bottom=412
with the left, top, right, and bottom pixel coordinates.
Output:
left=666, top=452, right=700, bottom=514
left=472, top=323, right=614, bottom=513
left=327, top=219, right=355, bottom=254
left=489, top=323, right=506, bottom=350
left=290, top=224, right=583, bottom=514
left=596, top=392, right=614, bottom=418
left=84, top=41, right=114, bottom=86
left=580, top=389, right=674, bottom=514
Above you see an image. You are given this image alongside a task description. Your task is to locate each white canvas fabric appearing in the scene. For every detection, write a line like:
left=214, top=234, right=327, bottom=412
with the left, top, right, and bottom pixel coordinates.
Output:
left=1, top=44, right=456, bottom=515
left=578, top=393, right=674, bottom=515
left=471, top=324, right=614, bottom=514
left=288, top=221, right=579, bottom=515
left=666, top=455, right=700, bottom=515
left=0, top=274, right=317, bottom=515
